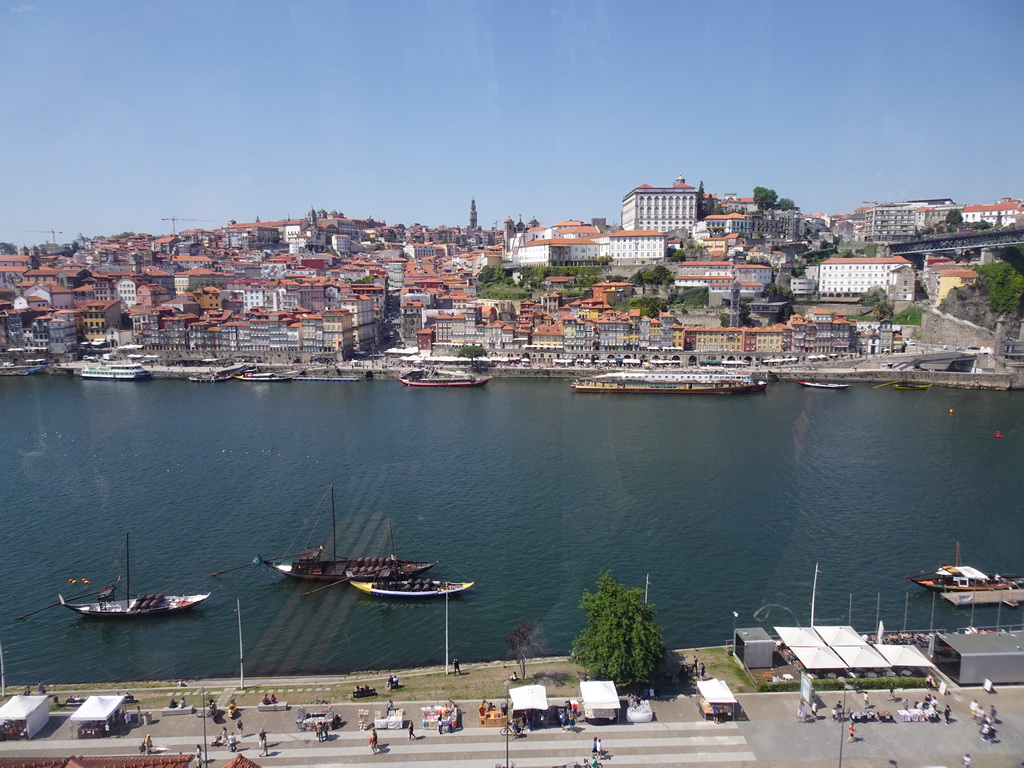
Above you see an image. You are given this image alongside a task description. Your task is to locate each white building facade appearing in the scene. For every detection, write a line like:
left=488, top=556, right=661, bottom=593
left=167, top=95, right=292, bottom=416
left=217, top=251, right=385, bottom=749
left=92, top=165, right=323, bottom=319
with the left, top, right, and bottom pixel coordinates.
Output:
left=621, top=175, right=699, bottom=234
left=818, top=256, right=913, bottom=297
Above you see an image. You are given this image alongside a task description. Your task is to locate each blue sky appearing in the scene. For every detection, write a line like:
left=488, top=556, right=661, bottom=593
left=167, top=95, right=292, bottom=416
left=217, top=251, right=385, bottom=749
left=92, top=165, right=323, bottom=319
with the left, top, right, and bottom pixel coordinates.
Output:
left=2, top=0, right=1022, bottom=246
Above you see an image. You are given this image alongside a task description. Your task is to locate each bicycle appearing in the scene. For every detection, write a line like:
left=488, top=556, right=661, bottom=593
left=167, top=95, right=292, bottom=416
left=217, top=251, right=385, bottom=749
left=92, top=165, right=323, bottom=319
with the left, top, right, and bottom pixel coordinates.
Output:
left=499, top=724, right=525, bottom=738
left=311, top=698, right=332, bottom=706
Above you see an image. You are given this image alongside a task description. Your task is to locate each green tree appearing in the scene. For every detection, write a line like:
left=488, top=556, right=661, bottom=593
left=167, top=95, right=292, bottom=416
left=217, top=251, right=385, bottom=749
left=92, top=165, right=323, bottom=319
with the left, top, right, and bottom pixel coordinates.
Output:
left=872, top=299, right=895, bottom=321
left=860, top=286, right=888, bottom=306
left=753, top=187, right=778, bottom=212
left=456, top=345, right=487, bottom=360
left=571, top=571, right=663, bottom=686
left=945, top=208, right=964, bottom=226
left=696, top=181, right=706, bottom=220
left=778, top=198, right=796, bottom=211
left=648, top=265, right=673, bottom=286
left=631, top=270, right=650, bottom=295
left=627, top=296, right=668, bottom=317
left=974, top=262, right=1024, bottom=314
left=0, top=242, right=16, bottom=255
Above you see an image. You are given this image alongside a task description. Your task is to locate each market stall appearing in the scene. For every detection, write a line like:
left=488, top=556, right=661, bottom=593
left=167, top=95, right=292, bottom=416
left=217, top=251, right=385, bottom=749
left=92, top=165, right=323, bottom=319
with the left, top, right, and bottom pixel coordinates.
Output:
left=69, top=695, right=126, bottom=739
left=423, top=703, right=461, bottom=732
left=578, top=681, right=620, bottom=724
left=374, top=708, right=405, bottom=730
left=0, top=695, right=50, bottom=739
left=509, top=685, right=549, bottom=730
left=476, top=700, right=505, bottom=728
left=696, top=679, right=737, bottom=722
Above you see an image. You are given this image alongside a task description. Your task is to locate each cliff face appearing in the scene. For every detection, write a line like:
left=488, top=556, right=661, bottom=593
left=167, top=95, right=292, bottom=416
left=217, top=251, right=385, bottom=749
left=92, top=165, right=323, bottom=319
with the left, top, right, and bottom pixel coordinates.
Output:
left=938, top=283, right=1023, bottom=337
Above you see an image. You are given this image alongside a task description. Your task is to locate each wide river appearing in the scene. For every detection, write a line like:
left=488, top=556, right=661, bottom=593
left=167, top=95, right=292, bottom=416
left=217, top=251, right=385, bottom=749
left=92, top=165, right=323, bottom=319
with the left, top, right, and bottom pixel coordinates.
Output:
left=1, top=374, right=1022, bottom=684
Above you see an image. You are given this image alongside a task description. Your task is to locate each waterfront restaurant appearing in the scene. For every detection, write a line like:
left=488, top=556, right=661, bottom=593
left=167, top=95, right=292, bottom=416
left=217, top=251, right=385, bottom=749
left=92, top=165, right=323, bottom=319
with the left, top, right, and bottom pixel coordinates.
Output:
left=69, top=695, right=126, bottom=738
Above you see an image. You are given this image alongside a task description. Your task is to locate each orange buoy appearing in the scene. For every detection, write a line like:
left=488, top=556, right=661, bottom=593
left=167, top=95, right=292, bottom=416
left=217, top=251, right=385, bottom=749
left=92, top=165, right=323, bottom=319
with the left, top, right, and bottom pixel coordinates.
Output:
left=995, top=431, right=1003, bottom=439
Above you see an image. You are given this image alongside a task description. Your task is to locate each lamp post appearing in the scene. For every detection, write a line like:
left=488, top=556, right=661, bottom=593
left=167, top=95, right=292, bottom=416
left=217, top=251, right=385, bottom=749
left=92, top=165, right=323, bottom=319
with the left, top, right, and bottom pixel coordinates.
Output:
left=0, top=639, right=5, bottom=697
left=200, top=685, right=208, bottom=766
left=837, top=677, right=850, bottom=768
left=731, top=612, right=739, bottom=657
left=504, top=681, right=511, bottom=768
left=236, top=599, right=244, bottom=690
left=444, top=587, right=449, bottom=675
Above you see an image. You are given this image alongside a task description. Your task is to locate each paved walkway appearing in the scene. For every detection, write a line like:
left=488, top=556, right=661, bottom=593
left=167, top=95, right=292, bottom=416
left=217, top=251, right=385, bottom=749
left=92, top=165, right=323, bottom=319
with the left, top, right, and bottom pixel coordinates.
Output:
left=2, top=681, right=1022, bottom=767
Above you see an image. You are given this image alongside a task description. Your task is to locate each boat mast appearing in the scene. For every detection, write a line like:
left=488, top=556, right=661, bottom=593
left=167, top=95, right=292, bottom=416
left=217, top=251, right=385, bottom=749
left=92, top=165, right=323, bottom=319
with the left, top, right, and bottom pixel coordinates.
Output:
left=125, top=532, right=130, bottom=599
left=331, top=485, right=336, bottom=563
left=388, top=520, right=397, bottom=561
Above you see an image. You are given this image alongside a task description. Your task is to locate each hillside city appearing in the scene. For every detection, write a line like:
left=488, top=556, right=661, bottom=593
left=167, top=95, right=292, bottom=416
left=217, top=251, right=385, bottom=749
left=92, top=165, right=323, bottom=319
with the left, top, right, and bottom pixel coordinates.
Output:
left=2, top=175, right=1023, bottom=367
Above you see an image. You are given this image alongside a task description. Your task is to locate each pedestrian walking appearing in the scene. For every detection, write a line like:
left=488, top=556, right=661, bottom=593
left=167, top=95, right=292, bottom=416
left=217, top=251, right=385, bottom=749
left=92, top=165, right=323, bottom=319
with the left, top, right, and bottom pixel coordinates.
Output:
left=258, top=730, right=268, bottom=756
left=438, top=715, right=444, bottom=735
left=831, top=705, right=837, bottom=721
left=970, top=699, right=979, bottom=721
left=797, top=702, right=805, bottom=722
left=195, top=745, right=204, bottom=765
left=369, top=727, right=378, bottom=754
left=408, top=720, right=415, bottom=740
left=944, top=704, right=952, bottom=724
left=386, top=699, right=394, bottom=714
left=811, top=700, right=819, bottom=720
left=227, top=733, right=238, bottom=753
left=847, top=723, right=855, bottom=743
left=143, top=734, right=153, bottom=754
left=862, top=691, right=869, bottom=709
left=989, top=704, right=997, bottom=723
left=962, top=754, right=971, bottom=768
left=453, top=658, right=461, bottom=675
left=236, top=718, right=244, bottom=735
left=888, top=684, right=895, bottom=700
left=592, top=736, right=599, bottom=755
left=980, top=722, right=990, bottom=742
left=595, top=736, right=602, bottom=757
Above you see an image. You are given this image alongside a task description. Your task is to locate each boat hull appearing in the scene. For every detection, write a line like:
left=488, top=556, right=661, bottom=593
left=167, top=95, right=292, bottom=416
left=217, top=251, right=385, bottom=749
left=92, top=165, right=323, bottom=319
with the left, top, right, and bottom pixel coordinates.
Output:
left=397, top=378, right=489, bottom=387
left=263, top=558, right=437, bottom=582
left=571, top=381, right=766, bottom=394
left=59, top=593, right=210, bottom=617
left=796, top=381, right=850, bottom=389
left=349, top=580, right=474, bottom=598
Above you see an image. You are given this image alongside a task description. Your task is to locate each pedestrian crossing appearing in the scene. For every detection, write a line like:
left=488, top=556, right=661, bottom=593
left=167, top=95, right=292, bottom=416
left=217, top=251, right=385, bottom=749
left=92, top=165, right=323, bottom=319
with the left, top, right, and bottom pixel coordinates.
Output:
left=1, top=720, right=756, bottom=768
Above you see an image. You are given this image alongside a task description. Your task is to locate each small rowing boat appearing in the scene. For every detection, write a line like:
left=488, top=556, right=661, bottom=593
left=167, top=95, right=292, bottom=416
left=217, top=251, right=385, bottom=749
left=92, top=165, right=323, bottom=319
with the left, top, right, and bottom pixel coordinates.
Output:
left=397, top=368, right=489, bottom=387
left=349, top=577, right=474, bottom=598
left=796, top=381, right=850, bottom=389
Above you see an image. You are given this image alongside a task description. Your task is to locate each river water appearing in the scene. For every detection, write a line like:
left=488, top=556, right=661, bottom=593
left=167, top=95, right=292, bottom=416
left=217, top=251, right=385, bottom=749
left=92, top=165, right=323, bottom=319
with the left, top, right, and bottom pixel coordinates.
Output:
left=1, top=375, right=1022, bottom=684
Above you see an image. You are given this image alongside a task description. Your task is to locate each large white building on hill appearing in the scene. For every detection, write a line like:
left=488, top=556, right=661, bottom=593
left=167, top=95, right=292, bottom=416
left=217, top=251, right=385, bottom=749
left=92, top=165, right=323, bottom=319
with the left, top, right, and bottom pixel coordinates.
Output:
left=621, top=174, right=699, bottom=234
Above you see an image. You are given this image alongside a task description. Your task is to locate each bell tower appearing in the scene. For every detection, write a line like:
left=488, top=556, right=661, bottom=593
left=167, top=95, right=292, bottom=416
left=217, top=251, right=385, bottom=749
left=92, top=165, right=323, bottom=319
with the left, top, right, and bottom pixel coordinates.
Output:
left=469, top=198, right=478, bottom=230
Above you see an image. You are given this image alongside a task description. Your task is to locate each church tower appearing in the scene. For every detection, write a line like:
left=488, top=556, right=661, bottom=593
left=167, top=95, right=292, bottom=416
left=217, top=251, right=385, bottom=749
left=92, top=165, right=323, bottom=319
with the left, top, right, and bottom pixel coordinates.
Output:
left=469, top=198, right=478, bottom=230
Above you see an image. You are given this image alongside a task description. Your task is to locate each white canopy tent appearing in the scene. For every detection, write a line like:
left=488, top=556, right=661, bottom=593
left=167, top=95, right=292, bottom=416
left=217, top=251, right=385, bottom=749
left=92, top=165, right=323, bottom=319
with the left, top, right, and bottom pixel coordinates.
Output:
left=789, top=645, right=848, bottom=670
left=509, top=685, right=549, bottom=711
left=696, top=679, right=737, bottom=705
left=833, top=645, right=890, bottom=669
left=69, top=695, right=125, bottom=722
left=874, top=644, right=936, bottom=669
left=579, top=680, right=620, bottom=721
left=775, top=626, right=824, bottom=648
left=813, top=625, right=866, bottom=647
left=0, top=695, right=50, bottom=738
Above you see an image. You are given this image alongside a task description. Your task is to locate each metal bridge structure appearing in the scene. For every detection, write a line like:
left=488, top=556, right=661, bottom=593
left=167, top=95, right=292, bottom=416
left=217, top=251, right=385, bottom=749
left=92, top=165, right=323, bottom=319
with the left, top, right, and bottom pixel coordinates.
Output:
left=889, top=226, right=1024, bottom=256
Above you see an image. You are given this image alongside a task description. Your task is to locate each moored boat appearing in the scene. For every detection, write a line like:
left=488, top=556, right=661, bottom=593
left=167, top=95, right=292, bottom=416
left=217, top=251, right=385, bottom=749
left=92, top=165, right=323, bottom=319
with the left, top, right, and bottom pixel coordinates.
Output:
left=57, top=533, right=209, bottom=618
left=907, top=565, right=1021, bottom=592
left=234, top=370, right=296, bottom=381
left=892, top=382, right=930, bottom=390
left=397, top=368, right=490, bottom=387
left=796, top=381, right=850, bottom=389
left=349, top=577, right=474, bottom=598
left=258, top=487, right=437, bottom=583
left=571, top=370, right=767, bottom=394
left=81, top=362, right=151, bottom=380
left=189, top=372, right=233, bottom=382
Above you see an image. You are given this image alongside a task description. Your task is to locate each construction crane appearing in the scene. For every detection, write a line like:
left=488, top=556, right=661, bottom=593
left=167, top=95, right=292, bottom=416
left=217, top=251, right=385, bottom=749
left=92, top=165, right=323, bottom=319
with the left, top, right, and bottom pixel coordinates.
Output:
left=161, top=217, right=213, bottom=235
left=26, top=229, right=63, bottom=244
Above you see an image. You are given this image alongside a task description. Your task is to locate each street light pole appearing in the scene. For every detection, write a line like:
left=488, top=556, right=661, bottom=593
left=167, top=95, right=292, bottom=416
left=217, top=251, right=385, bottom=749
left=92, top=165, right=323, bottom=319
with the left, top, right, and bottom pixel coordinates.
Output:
left=236, top=599, right=244, bottom=690
left=731, top=612, right=738, bottom=656
left=444, top=588, right=449, bottom=675
left=0, top=639, right=5, bottom=697
left=504, top=682, right=510, bottom=768
left=837, top=677, right=849, bottom=768
left=200, top=685, right=208, bottom=765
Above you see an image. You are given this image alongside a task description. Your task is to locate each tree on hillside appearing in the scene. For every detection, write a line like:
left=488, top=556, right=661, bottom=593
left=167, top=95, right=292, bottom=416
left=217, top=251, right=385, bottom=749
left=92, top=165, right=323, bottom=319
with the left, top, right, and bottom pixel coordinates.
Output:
left=696, top=181, right=706, bottom=221
left=753, top=187, right=779, bottom=212
left=778, top=198, right=796, bottom=211
left=945, top=208, right=964, bottom=227
left=648, top=265, right=673, bottom=286
left=628, top=296, right=668, bottom=317
left=506, top=620, right=543, bottom=680
left=457, top=345, right=487, bottom=360
left=872, top=299, right=895, bottom=321
left=0, top=242, right=16, bottom=255
left=974, top=262, right=1024, bottom=314
left=571, top=571, right=663, bottom=686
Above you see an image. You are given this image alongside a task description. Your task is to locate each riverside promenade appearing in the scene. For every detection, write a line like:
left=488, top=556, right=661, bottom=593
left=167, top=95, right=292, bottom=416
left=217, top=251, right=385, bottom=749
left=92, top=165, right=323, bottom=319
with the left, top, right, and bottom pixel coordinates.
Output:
left=2, top=674, right=1022, bottom=768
